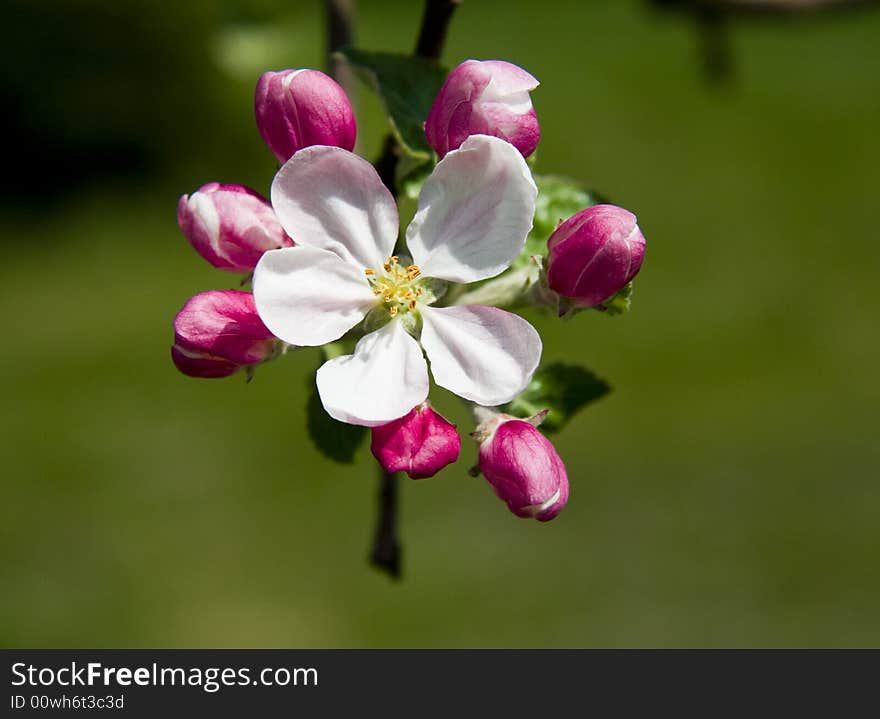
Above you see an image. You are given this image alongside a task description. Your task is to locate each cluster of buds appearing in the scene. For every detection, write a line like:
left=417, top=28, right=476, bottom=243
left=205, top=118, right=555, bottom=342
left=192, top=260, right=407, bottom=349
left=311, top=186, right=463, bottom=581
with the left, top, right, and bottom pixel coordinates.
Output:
left=172, top=70, right=356, bottom=379
left=170, top=55, right=648, bottom=526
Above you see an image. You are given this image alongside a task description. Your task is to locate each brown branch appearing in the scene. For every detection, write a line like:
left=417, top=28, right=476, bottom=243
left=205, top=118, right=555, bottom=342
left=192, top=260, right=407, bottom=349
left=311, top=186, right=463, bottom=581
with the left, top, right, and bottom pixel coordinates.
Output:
left=325, top=0, right=356, bottom=91
left=415, top=0, right=463, bottom=60
left=370, top=469, right=402, bottom=579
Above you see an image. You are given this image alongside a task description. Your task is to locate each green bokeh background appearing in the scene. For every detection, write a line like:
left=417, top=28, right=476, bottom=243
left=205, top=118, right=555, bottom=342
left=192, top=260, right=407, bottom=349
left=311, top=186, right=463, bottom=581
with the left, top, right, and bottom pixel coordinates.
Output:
left=2, top=0, right=878, bottom=647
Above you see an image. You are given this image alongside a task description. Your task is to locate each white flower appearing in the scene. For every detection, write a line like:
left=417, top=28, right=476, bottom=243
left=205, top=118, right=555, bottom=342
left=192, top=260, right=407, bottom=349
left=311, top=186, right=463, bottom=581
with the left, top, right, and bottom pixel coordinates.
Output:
left=253, top=134, right=542, bottom=426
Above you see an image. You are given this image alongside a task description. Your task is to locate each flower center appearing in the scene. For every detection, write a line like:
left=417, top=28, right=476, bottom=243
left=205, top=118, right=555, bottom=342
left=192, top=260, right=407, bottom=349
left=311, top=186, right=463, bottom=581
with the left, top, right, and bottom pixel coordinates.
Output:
left=364, top=256, right=424, bottom=318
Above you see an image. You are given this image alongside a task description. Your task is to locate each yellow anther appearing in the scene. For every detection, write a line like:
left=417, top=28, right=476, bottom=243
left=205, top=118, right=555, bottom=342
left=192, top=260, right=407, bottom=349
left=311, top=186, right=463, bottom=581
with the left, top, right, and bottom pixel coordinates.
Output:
left=364, top=260, right=424, bottom=318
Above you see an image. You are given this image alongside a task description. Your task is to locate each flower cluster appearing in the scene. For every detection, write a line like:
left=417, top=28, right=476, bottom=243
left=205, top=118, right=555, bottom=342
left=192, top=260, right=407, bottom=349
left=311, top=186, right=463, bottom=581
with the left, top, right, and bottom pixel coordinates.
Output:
left=171, top=59, right=646, bottom=523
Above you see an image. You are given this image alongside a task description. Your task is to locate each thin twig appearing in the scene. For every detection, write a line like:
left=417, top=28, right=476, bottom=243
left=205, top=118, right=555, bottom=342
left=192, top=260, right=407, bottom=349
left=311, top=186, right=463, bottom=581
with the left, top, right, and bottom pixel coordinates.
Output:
left=370, top=469, right=402, bottom=579
left=415, top=0, right=463, bottom=60
left=325, top=0, right=356, bottom=91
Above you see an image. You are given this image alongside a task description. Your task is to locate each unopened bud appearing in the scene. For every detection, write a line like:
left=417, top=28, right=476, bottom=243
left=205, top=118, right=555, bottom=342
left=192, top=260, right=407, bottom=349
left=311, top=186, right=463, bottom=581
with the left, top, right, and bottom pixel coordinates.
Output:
left=425, top=59, right=540, bottom=159
left=546, top=204, right=646, bottom=309
left=371, top=403, right=461, bottom=479
left=177, top=183, right=292, bottom=273
left=171, top=290, right=279, bottom=378
left=255, top=69, right=357, bottom=164
left=476, top=414, right=568, bottom=521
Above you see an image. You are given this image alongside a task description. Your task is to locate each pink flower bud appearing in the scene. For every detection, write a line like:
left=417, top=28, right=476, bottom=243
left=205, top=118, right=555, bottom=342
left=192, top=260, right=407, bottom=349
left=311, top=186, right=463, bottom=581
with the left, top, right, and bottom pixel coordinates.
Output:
left=370, top=403, right=461, bottom=479
left=425, top=59, right=540, bottom=159
left=476, top=416, right=568, bottom=521
left=177, top=183, right=292, bottom=274
left=254, top=69, right=357, bottom=164
left=546, top=204, right=646, bottom=308
left=171, top=290, right=279, bottom=378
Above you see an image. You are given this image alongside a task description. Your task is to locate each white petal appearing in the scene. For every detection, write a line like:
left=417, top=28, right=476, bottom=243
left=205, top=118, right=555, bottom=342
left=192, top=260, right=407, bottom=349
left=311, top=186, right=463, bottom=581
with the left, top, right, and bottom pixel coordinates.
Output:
left=316, top=321, right=429, bottom=427
left=420, top=305, right=541, bottom=406
left=253, top=246, right=374, bottom=346
left=271, top=145, right=398, bottom=269
left=405, top=135, right=537, bottom=283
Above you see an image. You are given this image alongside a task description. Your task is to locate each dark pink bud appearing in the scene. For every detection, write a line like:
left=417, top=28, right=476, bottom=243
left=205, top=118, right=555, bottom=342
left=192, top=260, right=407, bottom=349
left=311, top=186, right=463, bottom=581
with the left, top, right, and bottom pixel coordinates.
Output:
left=477, top=416, right=568, bottom=521
left=371, top=403, right=461, bottom=479
left=255, top=69, right=357, bottom=164
left=177, top=183, right=292, bottom=273
left=171, top=290, right=279, bottom=379
left=546, top=204, right=646, bottom=308
left=425, top=59, right=540, bottom=159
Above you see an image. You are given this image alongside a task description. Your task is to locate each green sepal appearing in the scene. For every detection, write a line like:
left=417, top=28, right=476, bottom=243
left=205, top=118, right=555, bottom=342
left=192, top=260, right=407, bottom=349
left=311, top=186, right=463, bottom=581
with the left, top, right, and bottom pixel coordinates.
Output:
left=596, top=282, right=634, bottom=315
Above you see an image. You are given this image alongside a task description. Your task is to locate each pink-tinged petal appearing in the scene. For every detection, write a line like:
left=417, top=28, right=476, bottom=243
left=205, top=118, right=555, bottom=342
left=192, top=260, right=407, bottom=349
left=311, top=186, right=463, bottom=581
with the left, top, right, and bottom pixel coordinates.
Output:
left=546, top=204, right=646, bottom=308
left=252, top=246, right=374, bottom=347
left=177, top=183, right=292, bottom=273
left=425, top=59, right=540, bottom=158
left=171, top=290, right=278, bottom=378
left=477, top=417, right=569, bottom=522
left=316, top=321, right=429, bottom=427
left=406, top=135, right=537, bottom=284
left=419, top=304, right=541, bottom=406
left=271, top=145, right=398, bottom=270
left=171, top=344, right=240, bottom=379
left=477, top=60, right=539, bottom=96
left=371, top=403, right=461, bottom=479
left=255, top=69, right=356, bottom=163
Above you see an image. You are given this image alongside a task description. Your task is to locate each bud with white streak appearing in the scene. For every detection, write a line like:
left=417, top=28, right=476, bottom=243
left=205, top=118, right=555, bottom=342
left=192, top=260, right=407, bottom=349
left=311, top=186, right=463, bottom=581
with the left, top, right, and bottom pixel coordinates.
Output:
left=254, top=69, right=357, bottom=164
left=177, top=183, right=293, bottom=274
left=371, top=403, right=461, bottom=479
left=546, top=204, right=646, bottom=309
left=425, top=59, right=540, bottom=159
left=171, top=290, right=280, bottom=378
left=474, top=413, right=569, bottom=521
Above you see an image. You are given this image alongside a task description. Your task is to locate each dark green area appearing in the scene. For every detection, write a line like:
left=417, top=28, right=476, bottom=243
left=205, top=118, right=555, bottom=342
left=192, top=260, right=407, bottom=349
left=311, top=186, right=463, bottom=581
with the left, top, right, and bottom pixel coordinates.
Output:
left=502, top=363, right=611, bottom=434
left=1, top=0, right=879, bottom=647
left=340, top=47, right=447, bottom=157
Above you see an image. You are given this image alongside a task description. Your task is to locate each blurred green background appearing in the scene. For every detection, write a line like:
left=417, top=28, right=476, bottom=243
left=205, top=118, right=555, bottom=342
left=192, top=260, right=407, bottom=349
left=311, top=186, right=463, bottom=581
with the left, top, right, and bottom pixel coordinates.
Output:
left=2, top=0, right=878, bottom=647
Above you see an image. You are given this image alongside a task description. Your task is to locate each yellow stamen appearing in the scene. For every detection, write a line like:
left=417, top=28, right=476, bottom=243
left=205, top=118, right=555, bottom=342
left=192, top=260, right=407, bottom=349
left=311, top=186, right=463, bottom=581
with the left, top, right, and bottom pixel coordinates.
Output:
left=365, top=260, right=424, bottom=318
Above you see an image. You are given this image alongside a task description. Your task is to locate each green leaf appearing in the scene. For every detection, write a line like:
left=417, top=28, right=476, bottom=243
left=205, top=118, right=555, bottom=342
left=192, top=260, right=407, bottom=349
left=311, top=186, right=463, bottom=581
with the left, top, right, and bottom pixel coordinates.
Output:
left=339, top=48, right=447, bottom=158
left=522, top=175, right=605, bottom=261
left=501, top=362, right=611, bottom=434
left=306, top=378, right=368, bottom=464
